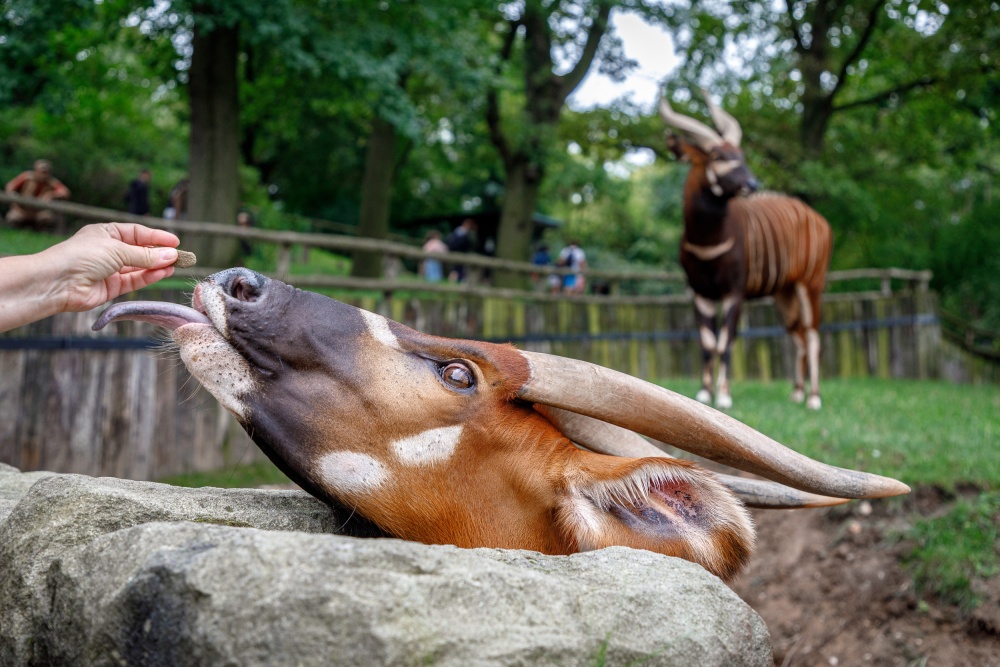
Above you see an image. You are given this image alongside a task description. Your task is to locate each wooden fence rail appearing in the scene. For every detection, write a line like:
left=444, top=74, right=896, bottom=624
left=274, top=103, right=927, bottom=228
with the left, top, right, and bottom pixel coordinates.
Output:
left=1, top=285, right=951, bottom=482
left=0, top=193, right=933, bottom=295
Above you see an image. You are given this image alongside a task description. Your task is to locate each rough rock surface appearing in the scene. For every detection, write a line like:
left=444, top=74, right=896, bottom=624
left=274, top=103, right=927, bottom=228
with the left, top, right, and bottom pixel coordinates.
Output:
left=0, top=467, right=771, bottom=666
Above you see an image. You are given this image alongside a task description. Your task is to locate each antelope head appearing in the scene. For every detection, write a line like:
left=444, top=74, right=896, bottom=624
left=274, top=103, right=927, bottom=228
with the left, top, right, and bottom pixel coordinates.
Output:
left=94, top=269, right=908, bottom=581
left=660, top=89, right=759, bottom=199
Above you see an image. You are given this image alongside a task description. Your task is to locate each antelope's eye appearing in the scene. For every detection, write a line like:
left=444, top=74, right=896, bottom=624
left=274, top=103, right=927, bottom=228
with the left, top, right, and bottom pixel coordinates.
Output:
left=441, top=362, right=475, bottom=390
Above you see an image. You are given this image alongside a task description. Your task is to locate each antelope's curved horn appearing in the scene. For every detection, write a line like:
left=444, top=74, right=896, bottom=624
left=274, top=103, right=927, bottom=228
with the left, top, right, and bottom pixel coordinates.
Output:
left=518, top=352, right=909, bottom=499
left=658, top=95, right=723, bottom=151
left=535, top=405, right=849, bottom=509
left=700, top=88, right=743, bottom=147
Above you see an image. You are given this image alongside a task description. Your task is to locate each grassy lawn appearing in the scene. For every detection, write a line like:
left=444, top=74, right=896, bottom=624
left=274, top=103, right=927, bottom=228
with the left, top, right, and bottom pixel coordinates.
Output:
left=0, top=227, right=69, bottom=255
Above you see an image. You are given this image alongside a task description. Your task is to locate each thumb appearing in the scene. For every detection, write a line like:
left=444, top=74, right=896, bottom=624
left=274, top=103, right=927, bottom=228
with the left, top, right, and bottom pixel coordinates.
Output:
left=116, top=243, right=178, bottom=270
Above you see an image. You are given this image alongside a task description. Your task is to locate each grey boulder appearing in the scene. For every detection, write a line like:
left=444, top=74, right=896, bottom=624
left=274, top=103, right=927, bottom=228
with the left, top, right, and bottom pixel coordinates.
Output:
left=0, top=467, right=771, bottom=666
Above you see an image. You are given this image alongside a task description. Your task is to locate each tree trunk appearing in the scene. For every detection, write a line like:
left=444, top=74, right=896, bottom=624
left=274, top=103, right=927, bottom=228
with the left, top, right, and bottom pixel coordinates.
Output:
left=187, top=21, right=241, bottom=268
left=351, top=116, right=398, bottom=278
left=495, top=159, right=541, bottom=288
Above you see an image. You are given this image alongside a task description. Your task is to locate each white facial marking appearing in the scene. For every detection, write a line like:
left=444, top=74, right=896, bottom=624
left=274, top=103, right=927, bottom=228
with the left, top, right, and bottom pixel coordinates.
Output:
left=710, top=184, right=724, bottom=197
left=174, top=324, right=255, bottom=418
left=392, top=425, right=464, bottom=466
left=360, top=309, right=402, bottom=350
left=712, top=159, right=742, bottom=176
left=317, top=451, right=390, bottom=495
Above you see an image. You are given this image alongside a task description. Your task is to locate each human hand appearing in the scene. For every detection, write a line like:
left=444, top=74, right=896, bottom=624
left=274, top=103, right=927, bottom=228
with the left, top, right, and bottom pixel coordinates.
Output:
left=43, top=223, right=180, bottom=313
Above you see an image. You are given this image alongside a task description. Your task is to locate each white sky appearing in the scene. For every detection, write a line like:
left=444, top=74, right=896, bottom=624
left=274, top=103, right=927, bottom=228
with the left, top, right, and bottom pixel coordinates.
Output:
left=567, top=12, right=679, bottom=112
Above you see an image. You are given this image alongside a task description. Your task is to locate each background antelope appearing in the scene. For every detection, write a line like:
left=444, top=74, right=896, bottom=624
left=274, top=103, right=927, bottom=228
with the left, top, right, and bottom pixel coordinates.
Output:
left=660, top=90, right=833, bottom=410
left=95, top=269, right=906, bottom=581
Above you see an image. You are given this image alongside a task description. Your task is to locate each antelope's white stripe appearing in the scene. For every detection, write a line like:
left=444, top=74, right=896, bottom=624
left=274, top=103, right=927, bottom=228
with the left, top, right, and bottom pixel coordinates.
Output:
left=392, top=425, right=464, bottom=465
left=317, top=451, right=390, bottom=494
left=360, top=310, right=402, bottom=350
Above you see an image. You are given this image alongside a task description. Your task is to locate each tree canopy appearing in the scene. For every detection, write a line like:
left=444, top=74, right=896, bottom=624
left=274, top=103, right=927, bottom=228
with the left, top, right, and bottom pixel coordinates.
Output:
left=1, top=0, right=997, bottom=324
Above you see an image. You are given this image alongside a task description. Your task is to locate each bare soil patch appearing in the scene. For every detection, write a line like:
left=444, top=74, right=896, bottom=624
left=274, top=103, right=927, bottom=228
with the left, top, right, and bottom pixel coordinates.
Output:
left=732, top=496, right=1000, bottom=667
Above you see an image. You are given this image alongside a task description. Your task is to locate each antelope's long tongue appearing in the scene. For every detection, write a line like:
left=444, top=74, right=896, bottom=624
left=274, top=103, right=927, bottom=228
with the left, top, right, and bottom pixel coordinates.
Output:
left=92, top=301, right=211, bottom=332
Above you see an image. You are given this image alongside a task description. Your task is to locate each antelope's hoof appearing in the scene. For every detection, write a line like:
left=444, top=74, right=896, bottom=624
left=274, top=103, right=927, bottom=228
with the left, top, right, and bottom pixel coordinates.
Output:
left=715, top=393, right=733, bottom=410
left=806, top=395, right=822, bottom=410
left=790, top=388, right=805, bottom=404
left=696, top=389, right=713, bottom=405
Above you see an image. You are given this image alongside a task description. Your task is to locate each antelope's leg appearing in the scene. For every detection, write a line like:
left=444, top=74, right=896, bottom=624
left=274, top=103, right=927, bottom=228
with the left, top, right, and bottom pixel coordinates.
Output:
left=693, top=295, right=718, bottom=404
left=799, top=285, right=822, bottom=410
left=775, top=286, right=806, bottom=403
left=715, top=296, right=741, bottom=409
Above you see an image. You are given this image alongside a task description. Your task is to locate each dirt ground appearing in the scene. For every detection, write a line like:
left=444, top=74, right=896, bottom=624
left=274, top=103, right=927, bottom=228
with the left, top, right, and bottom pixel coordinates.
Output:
left=732, top=492, right=1000, bottom=667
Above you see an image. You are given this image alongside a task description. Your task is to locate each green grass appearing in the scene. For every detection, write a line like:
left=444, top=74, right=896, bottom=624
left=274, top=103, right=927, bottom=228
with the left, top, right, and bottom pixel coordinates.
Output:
left=160, top=460, right=289, bottom=489
left=0, top=227, right=68, bottom=255
left=902, top=492, right=1000, bottom=610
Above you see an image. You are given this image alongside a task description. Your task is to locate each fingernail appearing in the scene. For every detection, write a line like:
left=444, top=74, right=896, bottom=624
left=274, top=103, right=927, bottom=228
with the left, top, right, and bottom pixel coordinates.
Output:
left=160, top=248, right=178, bottom=261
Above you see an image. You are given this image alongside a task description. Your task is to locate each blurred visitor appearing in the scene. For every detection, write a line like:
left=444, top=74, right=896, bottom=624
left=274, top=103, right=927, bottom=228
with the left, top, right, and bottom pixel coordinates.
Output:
left=557, top=241, right=587, bottom=295
left=4, top=159, right=71, bottom=230
left=237, top=210, right=255, bottom=261
left=421, top=230, right=448, bottom=282
left=446, top=218, right=477, bottom=282
left=166, top=178, right=189, bottom=220
left=124, top=169, right=152, bottom=216
left=532, top=244, right=561, bottom=294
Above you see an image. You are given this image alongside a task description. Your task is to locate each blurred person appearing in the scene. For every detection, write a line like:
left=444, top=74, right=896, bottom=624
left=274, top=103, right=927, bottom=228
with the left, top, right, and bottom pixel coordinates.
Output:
left=0, top=222, right=179, bottom=332
left=4, top=159, right=71, bottom=230
left=557, top=240, right=587, bottom=295
left=124, top=169, right=152, bottom=216
left=237, top=210, right=255, bottom=260
left=446, top=218, right=477, bottom=282
left=421, top=230, right=448, bottom=282
left=168, top=178, right=189, bottom=220
left=532, top=244, right=561, bottom=294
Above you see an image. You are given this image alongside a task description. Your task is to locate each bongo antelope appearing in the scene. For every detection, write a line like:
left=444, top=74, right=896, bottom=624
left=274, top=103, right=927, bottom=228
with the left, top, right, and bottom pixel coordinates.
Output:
left=94, top=269, right=904, bottom=581
left=660, top=91, right=833, bottom=410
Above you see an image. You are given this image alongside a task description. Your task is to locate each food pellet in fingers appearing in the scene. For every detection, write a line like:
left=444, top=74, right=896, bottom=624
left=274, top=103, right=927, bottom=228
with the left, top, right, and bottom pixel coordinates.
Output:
left=175, top=250, right=197, bottom=268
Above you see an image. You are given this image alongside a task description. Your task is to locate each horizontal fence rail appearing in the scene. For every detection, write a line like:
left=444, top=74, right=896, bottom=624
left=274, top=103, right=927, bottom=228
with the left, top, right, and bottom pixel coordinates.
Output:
left=0, top=193, right=933, bottom=293
left=4, top=193, right=990, bottom=485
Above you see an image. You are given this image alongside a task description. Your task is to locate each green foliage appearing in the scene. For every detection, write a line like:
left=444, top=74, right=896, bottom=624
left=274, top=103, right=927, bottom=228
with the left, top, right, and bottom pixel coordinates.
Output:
left=160, top=460, right=289, bottom=489
left=902, top=492, right=1000, bottom=610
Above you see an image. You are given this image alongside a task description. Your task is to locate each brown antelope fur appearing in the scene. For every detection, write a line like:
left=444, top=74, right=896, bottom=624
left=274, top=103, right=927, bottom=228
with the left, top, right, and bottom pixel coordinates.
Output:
left=663, top=94, right=832, bottom=410
left=125, top=269, right=754, bottom=580
left=95, top=269, right=911, bottom=582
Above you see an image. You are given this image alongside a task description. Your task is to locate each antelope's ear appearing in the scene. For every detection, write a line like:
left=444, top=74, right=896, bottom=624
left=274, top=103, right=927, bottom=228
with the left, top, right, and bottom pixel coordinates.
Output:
left=666, top=133, right=698, bottom=163
left=556, top=454, right=755, bottom=581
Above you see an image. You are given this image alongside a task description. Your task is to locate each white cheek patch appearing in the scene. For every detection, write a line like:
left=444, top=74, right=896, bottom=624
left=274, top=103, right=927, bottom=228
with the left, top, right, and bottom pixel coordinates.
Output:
left=360, top=309, right=402, bottom=351
left=317, top=451, right=390, bottom=495
left=392, top=425, right=464, bottom=466
left=174, top=324, right=255, bottom=418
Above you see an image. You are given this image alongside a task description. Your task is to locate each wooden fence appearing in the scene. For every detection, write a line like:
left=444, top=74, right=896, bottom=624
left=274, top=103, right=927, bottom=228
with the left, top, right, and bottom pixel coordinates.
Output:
left=0, top=193, right=987, bottom=482
left=1, top=286, right=943, bottom=482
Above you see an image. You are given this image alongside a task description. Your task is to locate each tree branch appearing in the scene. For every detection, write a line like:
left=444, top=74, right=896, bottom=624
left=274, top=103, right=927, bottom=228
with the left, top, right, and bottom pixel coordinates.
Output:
left=555, top=1, right=613, bottom=105
left=832, top=76, right=936, bottom=113
left=485, top=19, right=521, bottom=166
left=829, top=0, right=885, bottom=101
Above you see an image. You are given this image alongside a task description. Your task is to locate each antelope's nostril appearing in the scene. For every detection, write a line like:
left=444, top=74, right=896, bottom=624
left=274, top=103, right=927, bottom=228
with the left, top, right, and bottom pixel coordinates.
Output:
left=230, top=277, right=259, bottom=303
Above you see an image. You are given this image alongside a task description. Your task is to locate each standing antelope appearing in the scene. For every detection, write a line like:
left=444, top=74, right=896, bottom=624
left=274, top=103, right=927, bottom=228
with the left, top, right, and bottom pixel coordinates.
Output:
left=660, top=91, right=832, bottom=410
left=95, top=269, right=906, bottom=581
